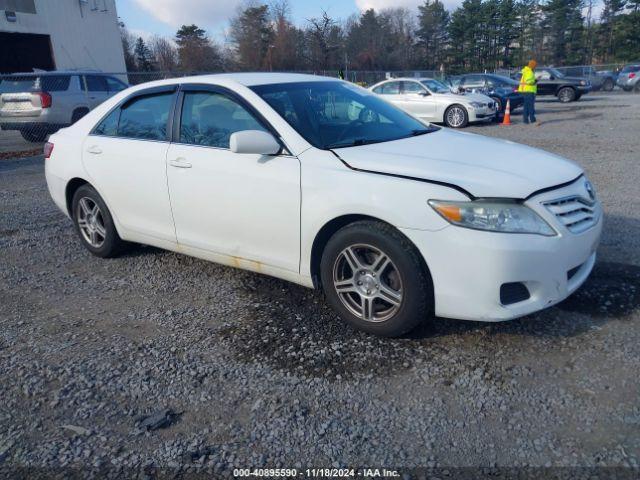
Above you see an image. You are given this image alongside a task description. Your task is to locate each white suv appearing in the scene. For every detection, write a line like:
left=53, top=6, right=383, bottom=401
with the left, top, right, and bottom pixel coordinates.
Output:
left=0, top=71, right=127, bottom=142
left=44, top=73, right=602, bottom=337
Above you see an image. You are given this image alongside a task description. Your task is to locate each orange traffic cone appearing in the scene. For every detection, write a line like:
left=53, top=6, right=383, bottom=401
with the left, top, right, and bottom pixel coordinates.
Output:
left=501, top=99, right=512, bottom=126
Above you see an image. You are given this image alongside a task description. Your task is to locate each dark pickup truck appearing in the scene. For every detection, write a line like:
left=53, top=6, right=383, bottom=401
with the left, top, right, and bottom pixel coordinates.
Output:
left=511, top=67, right=592, bottom=103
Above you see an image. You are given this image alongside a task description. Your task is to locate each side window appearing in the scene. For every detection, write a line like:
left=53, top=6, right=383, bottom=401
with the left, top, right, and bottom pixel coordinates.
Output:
left=93, top=109, right=119, bottom=136
left=402, top=81, right=425, bottom=94
left=105, top=77, right=127, bottom=92
left=462, top=75, right=484, bottom=88
left=85, top=75, right=108, bottom=92
left=40, top=75, right=71, bottom=92
left=179, top=91, right=268, bottom=149
left=118, top=92, right=174, bottom=141
left=379, top=81, right=401, bottom=95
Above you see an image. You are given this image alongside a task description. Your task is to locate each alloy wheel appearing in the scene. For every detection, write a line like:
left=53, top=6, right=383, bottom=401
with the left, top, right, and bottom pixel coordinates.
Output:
left=446, top=106, right=466, bottom=127
left=332, top=244, right=403, bottom=322
left=76, top=197, right=106, bottom=248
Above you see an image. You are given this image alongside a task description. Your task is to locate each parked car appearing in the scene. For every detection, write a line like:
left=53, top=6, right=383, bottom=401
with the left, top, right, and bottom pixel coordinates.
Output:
left=510, top=67, right=591, bottom=102
left=369, top=77, right=496, bottom=128
left=617, top=64, right=640, bottom=92
left=557, top=66, right=617, bottom=92
left=44, top=73, right=602, bottom=337
left=0, top=71, right=128, bottom=142
left=449, top=73, right=524, bottom=117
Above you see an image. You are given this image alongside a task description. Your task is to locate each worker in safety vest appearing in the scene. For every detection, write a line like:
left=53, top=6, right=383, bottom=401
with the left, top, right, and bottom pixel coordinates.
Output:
left=518, top=60, right=538, bottom=125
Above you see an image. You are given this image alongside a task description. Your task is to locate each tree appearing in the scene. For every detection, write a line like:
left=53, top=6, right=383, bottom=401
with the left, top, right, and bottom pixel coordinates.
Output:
left=134, top=37, right=154, bottom=71
left=306, top=11, right=343, bottom=70
left=541, top=0, right=585, bottom=65
left=118, top=19, right=136, bottom=71
left=175, top=24, right=223, bottom=72
left=269, top=1, right=305, bottom=70
left=416, top=0, right=450, bottom=70
left=229, top=5, right=274, bottom=70
left=149, top=35, right=178, bottom=71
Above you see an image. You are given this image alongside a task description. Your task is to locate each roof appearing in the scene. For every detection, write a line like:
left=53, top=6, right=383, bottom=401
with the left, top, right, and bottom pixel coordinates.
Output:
left=173, top=72, right=335, bottom=87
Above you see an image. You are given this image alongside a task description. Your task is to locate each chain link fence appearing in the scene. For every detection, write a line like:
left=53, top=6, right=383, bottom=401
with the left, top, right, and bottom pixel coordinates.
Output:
left=0, top=64, right=632, bottom=155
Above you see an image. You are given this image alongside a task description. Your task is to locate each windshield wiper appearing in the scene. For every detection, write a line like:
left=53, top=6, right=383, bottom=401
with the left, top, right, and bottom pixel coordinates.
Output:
left=325, top=138, right=378, bottom=149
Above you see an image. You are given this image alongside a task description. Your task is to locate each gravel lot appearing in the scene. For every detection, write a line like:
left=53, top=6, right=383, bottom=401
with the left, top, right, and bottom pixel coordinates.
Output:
left=1, top=91, right=639, bottom=478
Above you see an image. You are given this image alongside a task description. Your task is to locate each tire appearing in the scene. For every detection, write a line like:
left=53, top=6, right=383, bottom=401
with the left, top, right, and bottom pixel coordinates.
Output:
left=20, top=129, right=47, bottom=143
left=557, top=87, right=576, bottom=103
left=444, top=104, right=469, bottom=128
left=490, top=97, right=502, bottom=122
left=71, top=108, right=89, bottom=124
left=603, top=78, right=614, bottom=92
left=320, top=220, right=433, bottom=337
left=71, top=184, right=126, bottom=258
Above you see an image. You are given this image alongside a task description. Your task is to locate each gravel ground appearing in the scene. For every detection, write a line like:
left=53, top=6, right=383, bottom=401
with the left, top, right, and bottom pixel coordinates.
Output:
left=1, top=91, right=639, bottom=478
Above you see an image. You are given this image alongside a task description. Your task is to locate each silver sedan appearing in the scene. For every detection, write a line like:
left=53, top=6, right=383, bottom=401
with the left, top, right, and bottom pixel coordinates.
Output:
left=369, top=77, right=497, bottom=128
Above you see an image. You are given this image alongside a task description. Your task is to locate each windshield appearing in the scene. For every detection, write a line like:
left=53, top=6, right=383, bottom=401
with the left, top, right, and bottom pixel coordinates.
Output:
left=621, top=65, right=640, bottom=73
left=420, top=79, right=451, bottom=93
left=490, top=75, right=519, bottom=87
left=251, top=81, right=437, bottom=150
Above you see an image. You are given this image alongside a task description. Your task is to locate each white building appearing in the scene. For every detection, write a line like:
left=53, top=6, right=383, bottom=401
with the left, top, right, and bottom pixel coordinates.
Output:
left=0, top=0, right=126, bottom=74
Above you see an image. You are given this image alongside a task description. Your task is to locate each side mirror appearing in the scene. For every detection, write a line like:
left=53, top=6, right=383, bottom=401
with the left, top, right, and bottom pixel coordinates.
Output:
left=230, top=130, right=281, bottom=156
left=419, top=91, right=430, bottom=96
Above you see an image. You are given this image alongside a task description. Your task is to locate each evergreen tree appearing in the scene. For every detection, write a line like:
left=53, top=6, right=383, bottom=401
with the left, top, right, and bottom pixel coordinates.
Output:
left=229, top=5, right=274, bottom=70
left=134, top=37, right=154, bottom=71
left=416, top=0, right=450, bottom=70
left=175, top=24, right=222, bottom=72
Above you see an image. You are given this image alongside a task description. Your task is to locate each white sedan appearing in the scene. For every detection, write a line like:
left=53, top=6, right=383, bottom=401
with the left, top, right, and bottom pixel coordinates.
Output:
left=44, top=73, right=602, bottom=337
left=370, top=77, right=497, bottom=128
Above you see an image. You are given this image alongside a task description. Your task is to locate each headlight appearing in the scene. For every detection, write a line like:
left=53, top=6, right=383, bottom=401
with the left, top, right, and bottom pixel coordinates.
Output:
left=580, top=80, right=587, bottom=85
left=469, top=101, right=483, bottom=108
left=429, top=200, right=556, bottom=236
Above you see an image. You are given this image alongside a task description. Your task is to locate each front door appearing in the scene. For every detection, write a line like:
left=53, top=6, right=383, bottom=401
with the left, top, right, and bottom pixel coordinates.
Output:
left=400, top=81, right=436, bottom=121
left=165, top=87, right=301, bottom=273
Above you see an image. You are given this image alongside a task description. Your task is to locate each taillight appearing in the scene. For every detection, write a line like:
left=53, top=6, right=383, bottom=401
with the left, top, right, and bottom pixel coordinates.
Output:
left=44, top=142, right=54, bottom=159
left=39, top=92, right=52, bottom=108
left=630, top=73, right=636, bottom=79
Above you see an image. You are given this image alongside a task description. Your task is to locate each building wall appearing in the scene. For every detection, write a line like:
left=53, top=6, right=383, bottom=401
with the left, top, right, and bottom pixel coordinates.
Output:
left=0, top=0, right=126, bottom=72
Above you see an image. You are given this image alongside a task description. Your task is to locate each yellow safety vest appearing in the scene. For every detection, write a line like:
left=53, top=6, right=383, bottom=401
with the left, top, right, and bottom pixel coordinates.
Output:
left=518, top=66, right=537, bottom=94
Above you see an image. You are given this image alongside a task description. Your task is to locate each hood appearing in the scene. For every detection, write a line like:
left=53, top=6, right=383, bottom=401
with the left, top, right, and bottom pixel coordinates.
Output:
left=333, top=129, right=582, bottom=199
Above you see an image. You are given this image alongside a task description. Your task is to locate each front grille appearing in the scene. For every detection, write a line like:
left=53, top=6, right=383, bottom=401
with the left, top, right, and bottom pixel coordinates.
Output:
left=544, top=196, right=597, bottom=234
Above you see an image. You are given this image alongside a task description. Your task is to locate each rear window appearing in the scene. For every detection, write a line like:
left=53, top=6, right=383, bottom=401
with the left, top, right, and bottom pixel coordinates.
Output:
left=0, top=75, right=70, bottom=93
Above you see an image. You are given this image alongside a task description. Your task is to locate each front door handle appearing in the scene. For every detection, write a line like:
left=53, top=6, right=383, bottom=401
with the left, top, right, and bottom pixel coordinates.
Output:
left=169, top=158, right=192, bottom=168
left=87, top=145, right=102, bottom=154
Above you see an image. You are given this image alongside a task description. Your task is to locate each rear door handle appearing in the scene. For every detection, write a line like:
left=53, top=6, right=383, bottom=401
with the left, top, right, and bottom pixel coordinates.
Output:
left=87, top=146, right=102, bottom=154
left=169, top=158, right=192, bottom=168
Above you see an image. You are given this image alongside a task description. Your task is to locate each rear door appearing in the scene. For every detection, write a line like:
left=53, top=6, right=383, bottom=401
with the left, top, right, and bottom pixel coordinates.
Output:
left=82, top=86, right=177, bottom=242
left=372, top=81, right=402, bottom=105
left=84, top=75, right=110, bottom=108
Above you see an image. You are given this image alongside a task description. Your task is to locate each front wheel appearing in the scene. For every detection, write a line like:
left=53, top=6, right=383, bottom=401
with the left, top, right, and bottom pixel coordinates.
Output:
left=72, top=184, right=126, bottom=258
left=320, top=221, right=433, bottom=337
left=444, top=104, right=469, bottom=128
left=557, top=87, right=576, bottom=103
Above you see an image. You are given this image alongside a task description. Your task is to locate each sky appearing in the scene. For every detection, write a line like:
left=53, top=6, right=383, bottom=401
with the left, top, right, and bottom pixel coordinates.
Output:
left=116, top=0, right=463, bottom=41
left=116, top=0, right=604, bottom=43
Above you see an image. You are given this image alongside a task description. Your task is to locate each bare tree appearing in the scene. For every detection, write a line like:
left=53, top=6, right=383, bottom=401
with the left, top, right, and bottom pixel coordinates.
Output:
left=149, top=35, right=178, bottom=71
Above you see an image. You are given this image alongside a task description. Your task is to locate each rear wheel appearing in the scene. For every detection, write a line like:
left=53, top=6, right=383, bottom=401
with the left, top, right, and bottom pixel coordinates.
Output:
left=72, top=184, right=126, bottom=258
left=320, top=220, right=433, bottom=337
left=444, top=104, right=469, bottom=128
left=20, top=129, right=47, bottom=143
left=71, top=108, right=89, bottom=124
left=603, top=78, right=614, bottom=92
left=557, top=87, right=576, bottom=103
